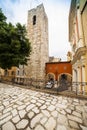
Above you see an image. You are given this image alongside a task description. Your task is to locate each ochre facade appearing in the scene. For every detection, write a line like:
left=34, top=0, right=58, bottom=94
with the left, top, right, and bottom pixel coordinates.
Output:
left=0, top=67, right=17, bottom=81
left=25, top=4, right=49, bottom=80
left=46, top=62, right=72, bottom=82
left=69, top=0, right=87, bottom=93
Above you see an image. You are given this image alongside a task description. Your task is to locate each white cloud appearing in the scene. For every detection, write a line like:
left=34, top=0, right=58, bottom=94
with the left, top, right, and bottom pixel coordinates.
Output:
left=0, top=0, right=71, bottom=61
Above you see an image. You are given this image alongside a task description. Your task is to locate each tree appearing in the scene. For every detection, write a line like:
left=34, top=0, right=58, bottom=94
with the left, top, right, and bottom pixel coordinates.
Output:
left=0, top=8, right=31, bottom=69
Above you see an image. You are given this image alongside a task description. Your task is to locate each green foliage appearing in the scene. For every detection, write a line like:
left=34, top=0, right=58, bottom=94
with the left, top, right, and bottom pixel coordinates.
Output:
left=0, top=8, right=31, bottom=69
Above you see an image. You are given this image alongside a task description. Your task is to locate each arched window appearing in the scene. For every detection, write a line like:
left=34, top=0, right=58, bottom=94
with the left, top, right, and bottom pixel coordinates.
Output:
left=33, top=15, right=36, bottom=25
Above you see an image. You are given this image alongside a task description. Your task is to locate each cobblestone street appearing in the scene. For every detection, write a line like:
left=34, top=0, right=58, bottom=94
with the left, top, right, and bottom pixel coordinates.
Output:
left=0, top=83, right=87, bottom=130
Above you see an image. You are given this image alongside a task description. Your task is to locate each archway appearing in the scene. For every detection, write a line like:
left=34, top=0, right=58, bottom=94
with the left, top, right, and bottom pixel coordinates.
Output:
left=58, top=73, right=72, bottom=82
left=46, top=73, right=55, bottom=82
left=58, top=73, right=72, bottom=91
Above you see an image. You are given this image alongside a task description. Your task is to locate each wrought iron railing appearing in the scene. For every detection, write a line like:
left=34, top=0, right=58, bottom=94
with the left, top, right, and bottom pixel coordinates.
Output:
left=71, top=82, right=87, bottom=95
left=0, top=76, right=87, bottom=96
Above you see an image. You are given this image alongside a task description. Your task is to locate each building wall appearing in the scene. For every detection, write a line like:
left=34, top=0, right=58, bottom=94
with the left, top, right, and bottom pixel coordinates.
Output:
left=69, top=0, right=87, bottom=93
left=46, top=62, right=72, bottom=81
left=69, top=0, right=76, bottom=43
left=0, top=67, right=17, bottom=81
left=81, top=2, right=87, bottom=46
left=80, top=0, right=87, bottom=11
left=25, top=4, right=49, bottom=80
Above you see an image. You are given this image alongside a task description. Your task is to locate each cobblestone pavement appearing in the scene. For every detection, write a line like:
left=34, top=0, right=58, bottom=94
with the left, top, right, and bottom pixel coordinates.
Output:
left=0, top=83, right=87, bottom=130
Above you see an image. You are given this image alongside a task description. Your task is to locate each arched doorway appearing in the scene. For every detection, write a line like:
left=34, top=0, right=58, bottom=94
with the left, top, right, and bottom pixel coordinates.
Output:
left=58, top=73, right=72, bottom=91
left=46, top=73, right=55, bottom=81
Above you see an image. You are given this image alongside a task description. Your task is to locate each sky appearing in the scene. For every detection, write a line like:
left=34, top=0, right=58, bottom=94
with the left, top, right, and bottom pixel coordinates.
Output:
left=0, top=0, right=71, bottom=61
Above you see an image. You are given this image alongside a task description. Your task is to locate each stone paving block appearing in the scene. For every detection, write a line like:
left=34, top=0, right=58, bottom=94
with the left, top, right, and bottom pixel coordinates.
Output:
left=34, top=124, right=45, bottom=130
left=38, top=99, right=45, bottom=104
left=36, top=102, right=42, bottom=107
left=26, top=127, right=32, bottom=130
left=65, top=109, right=72, bottom=114
left=3, top=107, right=12, bottom=114
left=84, top=106, right=87, bottom=113
left=31, top=99, right=36, bottom=103
left=72, top=111, right=82, bottom=118
left=28, top=111, right=35, bottom=119
left=52, top=98, right=58, bottom=102
left=57, top=114, right=68, bottom=126
left=76, top=106, right=83, bottom=112
left=0, top=115, right=12, bottom=126
left=62, top=99, right=68, bottom=104
left=13, top=105, right=18, bottom=109
left=69, top=120, right=79, bottom=129
left=40, top=105, right=47, bottom=110
left=73, top=99, right=79, bottom=103
left=51, top=110, right=58, bottom=118
left=46, top=99, right=51, bottom=102
left=19, top=109, right=26, bottom=118
left=45, top=117, right=56, bottom=130
left=56, top=103, right=67, bottom=109
left=70, top=106, right=75, bottom=111
left=67, top=114, right=83, bottom=124
left=2, top=121, right=16, bottom=130
left=12, top=115, right=20, bottom=123
left=16, top=119, right=28, bottom=129
left=0, top=112, right=10, bottom=120
left=11, top=109, right=18, bottom=117
left=40, top=117, right=48, bottom=125
left=41, top=110, right=50, bottom=117
left=17, top=105, right=26, bottom=110
left=51, top=101, right=57, bottom=105
left=45, top=102, right=50, bottom=106
left=47, top=105, right=55, bottom=111
left=32, top=107, right=40, bottom=114
left=60, top=109, right=66, bottom=115
left=57, top=124, right=67, bottom=130
left=80, top=125, right=87, bottom=130
left=16, top=101, right=23, bottom=105
left=3, top=101, right=9, bottom=106
left=0, top=113, right=2, bottom=116
left=26, top=104, right=35, bottom=112
left=30, top=113, right=43, bottom=128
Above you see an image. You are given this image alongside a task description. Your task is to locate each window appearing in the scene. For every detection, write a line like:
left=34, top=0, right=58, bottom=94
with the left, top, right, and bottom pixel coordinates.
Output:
left=33, top=15, right=36, bottom=25
left=11, top=71, right=15, bottom=75
left=4, top=70, right=8, bottom=76
left=17, top=70, right=19, bottom=75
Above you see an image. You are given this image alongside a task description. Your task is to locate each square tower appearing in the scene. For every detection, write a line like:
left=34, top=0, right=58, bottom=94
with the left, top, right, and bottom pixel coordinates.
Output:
left=25, top=4, right=49, bottom=80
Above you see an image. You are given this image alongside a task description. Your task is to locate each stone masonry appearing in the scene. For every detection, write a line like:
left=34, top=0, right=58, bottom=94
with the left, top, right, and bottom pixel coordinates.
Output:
left=25, top=4, right=49, bottom=80
left=0, top=83, right=87, bottom=130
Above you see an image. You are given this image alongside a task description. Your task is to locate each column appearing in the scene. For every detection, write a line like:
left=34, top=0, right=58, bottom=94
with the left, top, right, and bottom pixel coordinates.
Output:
left=72, top=69, right=75, bottom=82
left=82, top=65, right=86, bottom=95
left=77, top=67, right=81, bottom=94
left=72, top=69, right=77, bottom=91
left=77, top=7, right=84, bottom=47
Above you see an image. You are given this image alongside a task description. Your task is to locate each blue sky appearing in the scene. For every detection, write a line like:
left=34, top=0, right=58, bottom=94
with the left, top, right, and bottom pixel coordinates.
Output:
left=0, top=0, right=71, bottom=61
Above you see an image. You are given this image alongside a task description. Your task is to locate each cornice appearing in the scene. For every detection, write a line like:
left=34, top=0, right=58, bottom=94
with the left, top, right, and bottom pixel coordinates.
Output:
left=71, top=47, right=87, bottom=64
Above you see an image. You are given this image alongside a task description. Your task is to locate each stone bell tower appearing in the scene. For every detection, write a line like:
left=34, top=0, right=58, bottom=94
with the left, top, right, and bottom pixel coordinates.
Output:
left=25, top=4, right=49, bottom=80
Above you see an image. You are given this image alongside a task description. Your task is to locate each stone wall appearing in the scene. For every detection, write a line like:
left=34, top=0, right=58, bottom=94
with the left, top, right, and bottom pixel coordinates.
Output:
left=25, top=4, right=49, bottom=82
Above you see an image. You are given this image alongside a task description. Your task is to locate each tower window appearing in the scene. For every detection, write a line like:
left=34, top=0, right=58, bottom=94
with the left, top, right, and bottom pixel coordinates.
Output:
left=33, top=15, right=36, bottom=25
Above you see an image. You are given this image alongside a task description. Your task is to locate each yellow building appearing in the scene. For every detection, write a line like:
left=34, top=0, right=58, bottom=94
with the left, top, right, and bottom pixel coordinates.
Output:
left=69, top=0, right=87, bottom=94
left=0, top=67, right=17, bottom=82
